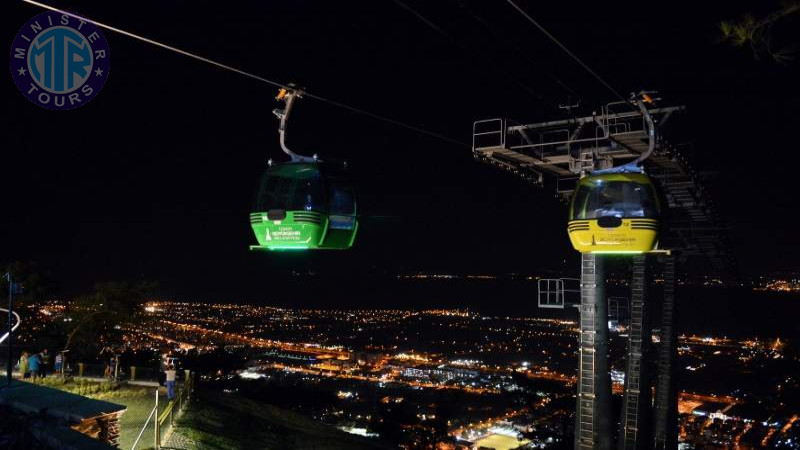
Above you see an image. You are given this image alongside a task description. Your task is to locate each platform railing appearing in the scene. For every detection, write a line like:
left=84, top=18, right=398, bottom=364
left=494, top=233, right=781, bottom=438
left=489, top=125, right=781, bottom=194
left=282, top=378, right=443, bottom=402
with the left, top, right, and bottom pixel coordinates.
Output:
left=472, top=118, right=506, bottom=151
left=156, top=370, right=193, bottom=448
left=131, top=370, right=193, bottom=450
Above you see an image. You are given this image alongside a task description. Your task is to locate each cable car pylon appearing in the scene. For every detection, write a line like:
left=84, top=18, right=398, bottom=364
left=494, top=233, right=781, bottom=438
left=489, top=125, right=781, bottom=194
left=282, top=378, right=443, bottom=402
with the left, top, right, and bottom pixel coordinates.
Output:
left=473, top=92, right=683, bottom=449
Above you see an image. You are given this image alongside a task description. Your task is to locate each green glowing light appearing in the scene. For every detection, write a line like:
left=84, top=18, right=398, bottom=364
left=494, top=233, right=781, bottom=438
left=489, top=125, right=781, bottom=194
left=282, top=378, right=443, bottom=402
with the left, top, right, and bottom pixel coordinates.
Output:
left=268, top=246, right=310, bottom=251
left=590, top=250, right=644, bottom=254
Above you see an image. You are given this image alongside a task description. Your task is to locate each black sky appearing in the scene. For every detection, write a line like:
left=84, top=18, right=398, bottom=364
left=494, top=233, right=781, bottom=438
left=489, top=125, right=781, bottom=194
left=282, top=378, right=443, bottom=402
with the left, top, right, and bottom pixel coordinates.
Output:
left=4, top=1, right=800, bottom=299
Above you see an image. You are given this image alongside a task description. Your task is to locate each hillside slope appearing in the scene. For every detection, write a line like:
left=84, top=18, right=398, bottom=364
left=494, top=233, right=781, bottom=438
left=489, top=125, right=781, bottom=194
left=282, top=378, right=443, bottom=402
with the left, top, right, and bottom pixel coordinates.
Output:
left=165, top=390, right=391, bottom=450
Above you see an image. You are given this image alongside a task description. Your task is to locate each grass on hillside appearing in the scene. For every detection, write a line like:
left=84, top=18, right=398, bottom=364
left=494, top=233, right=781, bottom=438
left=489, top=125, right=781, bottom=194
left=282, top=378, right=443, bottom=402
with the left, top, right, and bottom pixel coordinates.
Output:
left=169, top=390, right=390, bottom=450
left=36, top=376, right=129, bottom=398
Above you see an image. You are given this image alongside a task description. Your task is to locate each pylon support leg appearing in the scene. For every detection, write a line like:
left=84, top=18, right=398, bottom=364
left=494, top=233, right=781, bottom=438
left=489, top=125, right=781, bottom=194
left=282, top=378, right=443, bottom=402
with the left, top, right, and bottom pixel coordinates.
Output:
left=575, top=253, right=612, bottom=450
left=653, top=255, right=677, bottom=449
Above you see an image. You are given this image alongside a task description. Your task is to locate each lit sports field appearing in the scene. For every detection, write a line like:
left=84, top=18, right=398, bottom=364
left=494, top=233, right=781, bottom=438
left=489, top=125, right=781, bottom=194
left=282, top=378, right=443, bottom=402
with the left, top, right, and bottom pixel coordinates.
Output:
left=474, top=433, right=531, bottom=450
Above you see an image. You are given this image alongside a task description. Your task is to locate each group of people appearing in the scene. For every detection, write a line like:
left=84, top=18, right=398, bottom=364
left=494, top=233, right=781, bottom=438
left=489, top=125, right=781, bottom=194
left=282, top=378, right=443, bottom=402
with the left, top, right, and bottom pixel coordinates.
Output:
left=17, top=349, right=53, bottom=381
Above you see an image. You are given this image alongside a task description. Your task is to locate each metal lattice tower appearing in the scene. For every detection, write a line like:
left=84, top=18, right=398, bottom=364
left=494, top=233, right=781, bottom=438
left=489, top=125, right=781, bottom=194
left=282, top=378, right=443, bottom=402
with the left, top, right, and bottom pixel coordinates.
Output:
left=576, top=254, right=612, bottom=450
left=619, top=255, right=652, bottom=449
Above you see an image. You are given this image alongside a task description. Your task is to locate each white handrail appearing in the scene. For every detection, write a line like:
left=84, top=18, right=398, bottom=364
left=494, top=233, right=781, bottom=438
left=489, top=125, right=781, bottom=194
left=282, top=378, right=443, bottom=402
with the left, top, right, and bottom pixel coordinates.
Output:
left=0, top=308, right=21, bottom=345
left=131, top=403, right=158, bottom=450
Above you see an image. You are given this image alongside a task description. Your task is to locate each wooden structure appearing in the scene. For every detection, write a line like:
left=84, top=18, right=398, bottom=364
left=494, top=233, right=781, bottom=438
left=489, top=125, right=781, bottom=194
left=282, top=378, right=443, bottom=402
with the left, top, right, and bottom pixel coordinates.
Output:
left=0, top=378, right=126, bottom=448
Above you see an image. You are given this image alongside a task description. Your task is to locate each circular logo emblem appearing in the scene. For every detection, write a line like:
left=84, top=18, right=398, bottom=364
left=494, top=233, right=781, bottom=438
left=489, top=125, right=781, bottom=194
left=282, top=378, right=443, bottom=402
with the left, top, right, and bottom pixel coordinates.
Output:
left=10, top=11, right=110, bottom=110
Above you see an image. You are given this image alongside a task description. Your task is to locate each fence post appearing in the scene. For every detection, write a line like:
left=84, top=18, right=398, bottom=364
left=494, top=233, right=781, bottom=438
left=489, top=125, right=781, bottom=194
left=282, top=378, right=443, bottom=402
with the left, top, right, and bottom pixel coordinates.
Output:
left=130, top=366, right=136, bottom=381
left=154, top=388, right=160, bottom=449
left=78, top=363, right=84, bottom=377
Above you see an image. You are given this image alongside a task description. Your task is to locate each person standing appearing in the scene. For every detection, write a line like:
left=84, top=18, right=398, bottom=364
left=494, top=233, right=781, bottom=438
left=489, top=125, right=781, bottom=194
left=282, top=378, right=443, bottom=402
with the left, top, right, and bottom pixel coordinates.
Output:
left=159, top=354, right=168, bottom=386
left=109, top=356, right=116, bottom=379
left=112, top=354, right=120, bottom=380
left=40, top=349, right=50, bottom=378
left=54, top=352, right=63, bottom=374
left=18, top=352, right=29, bottom=380
left=27, top=352, right=41, bottom=382
left=165, top=364, right=176, bottom=401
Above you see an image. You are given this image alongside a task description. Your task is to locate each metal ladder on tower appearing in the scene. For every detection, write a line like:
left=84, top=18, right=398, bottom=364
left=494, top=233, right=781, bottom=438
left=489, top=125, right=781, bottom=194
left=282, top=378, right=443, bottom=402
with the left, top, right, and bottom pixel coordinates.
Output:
left=620, top=255, right=650, bottom=450
left=577, top=254, right=596, bottom=448
left=576, top=253, right=612, bottom=450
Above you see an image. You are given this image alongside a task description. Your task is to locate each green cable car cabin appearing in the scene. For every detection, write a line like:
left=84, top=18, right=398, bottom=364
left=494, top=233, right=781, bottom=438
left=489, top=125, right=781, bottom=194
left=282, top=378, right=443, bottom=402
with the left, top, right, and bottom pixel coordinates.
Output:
left=250, top=162, right=358, bottom=251
left=567, top=170, right=661, bottom=254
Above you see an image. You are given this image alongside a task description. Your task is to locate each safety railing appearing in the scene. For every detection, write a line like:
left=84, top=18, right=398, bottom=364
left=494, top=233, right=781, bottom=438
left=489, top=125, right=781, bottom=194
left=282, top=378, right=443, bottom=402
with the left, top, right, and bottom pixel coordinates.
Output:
left=472, top=118, right=506, bottom=151
left=130, top=400, right=158, bottom=450
left=537, top=277, right=580, bottom=309
left=130, top=370, right=193, bottom=450
left=68, top=363, right=169, bottom=383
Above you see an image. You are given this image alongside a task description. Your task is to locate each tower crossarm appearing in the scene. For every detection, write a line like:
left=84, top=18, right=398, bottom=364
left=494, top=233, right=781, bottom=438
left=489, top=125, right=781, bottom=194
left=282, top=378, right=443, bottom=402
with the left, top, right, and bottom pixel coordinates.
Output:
left=472, top=103, right=737, bottom=277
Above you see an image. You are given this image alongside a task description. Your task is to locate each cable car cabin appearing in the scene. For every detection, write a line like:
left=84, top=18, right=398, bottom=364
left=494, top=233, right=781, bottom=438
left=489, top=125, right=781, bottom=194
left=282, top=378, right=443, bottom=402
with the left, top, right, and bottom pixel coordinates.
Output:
left=250, top=162, right=358, bottom=251
left=567, top=172, right=660, bottom=254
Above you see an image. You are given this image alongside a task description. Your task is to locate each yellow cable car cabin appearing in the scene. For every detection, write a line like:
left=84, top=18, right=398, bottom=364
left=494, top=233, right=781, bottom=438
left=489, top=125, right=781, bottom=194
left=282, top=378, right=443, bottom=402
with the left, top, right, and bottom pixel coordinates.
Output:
left=567, top=171, right=660, bottom=254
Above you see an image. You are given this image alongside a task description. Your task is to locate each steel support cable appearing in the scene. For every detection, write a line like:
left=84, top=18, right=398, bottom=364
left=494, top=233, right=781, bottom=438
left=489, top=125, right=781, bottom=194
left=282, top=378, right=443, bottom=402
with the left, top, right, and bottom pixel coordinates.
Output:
left=454, top=0, right=583, bottom=102
left=21, top=0, right=468, bottom=148
left=393, top=0, right=561, bottom=112
left=505, top=0, right=630, bottom=105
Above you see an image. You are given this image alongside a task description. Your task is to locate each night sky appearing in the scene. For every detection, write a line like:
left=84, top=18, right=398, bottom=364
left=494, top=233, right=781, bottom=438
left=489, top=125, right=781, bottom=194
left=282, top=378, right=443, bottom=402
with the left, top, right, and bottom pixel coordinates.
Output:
left=4, top=1, right=800, bottom=299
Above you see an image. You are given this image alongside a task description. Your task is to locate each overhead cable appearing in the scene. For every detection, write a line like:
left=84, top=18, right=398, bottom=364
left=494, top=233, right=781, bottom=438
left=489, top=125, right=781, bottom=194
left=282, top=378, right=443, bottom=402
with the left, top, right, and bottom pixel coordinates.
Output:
left=21, top=0, right=468, bottom=147
left=505, top=0, right=628, bottom=104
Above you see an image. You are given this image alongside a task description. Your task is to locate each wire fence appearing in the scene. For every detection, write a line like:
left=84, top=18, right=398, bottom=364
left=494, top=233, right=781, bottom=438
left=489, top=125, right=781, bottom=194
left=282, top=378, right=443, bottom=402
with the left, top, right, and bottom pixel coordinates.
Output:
left=0, top=358, right=182, bottom=385
left=71, top=363, right=167, bottom=383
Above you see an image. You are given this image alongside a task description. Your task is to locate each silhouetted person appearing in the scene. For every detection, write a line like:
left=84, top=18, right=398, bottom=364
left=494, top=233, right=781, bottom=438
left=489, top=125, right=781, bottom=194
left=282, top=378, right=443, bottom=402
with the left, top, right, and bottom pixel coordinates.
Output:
left=103, top=357, right=113, bottom=379
left=27, top=353, right=41, bottom=382
left=40, top=349, right=50, bottom=378
left=18, top=352, right=29, bottom=379
left=165, top=364, right=177, bottom=401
